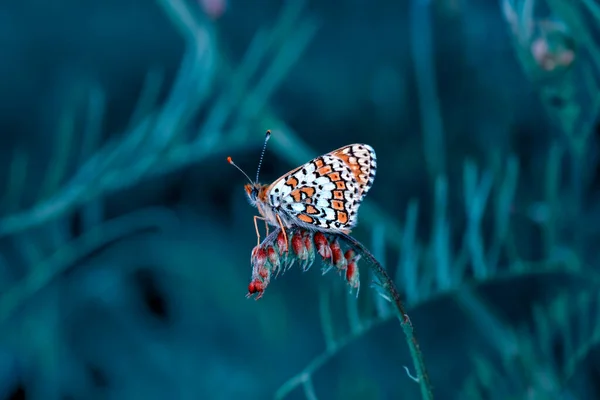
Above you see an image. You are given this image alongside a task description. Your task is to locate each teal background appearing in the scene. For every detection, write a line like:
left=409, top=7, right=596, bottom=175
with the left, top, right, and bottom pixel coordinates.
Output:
left=0, top=0, right=599, bottom=399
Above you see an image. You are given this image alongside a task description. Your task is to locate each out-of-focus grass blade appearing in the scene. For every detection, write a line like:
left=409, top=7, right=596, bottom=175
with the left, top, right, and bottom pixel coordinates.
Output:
left=3, top=150, right=29, bottom=213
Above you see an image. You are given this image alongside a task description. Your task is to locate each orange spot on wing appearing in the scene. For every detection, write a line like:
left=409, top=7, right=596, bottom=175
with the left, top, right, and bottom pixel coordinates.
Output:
left=333, top=152, right=364, bottom=182
left=298, top=214, right=314, bottom=223
left=317, top=166, right=332, bottom=176
left=333, top=190, right=344, bottom=200
left=300, top=187, right=316, bottom=197
left=290, top=186, right=316, bottom=203
left=306, top=205, right=319, bottom=215
left=328, top=172, right=341, bottom=181
left=335, top=181, right=346, bottom=190
left=336, top=211, right=348, bottom=224
left=286, top=176, right=299, bottom=188
left=335, top=153, right=350, bottom=163
left=315, top=158, right=325, bottom=168
left=331, top=200, right=345, bottom=211
left=290, top=190, right=302, bottom=202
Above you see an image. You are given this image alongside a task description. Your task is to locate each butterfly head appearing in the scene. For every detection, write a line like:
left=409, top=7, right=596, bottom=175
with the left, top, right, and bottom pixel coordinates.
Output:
left=228, top=130, right=272, bottom=207
left=244, top=182, right=269, bottom=206
left=244, top=183, right=260, bottom=204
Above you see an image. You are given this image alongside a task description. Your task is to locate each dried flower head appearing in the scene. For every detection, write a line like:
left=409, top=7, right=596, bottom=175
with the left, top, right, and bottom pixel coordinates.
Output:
left=245, top=226, right=434, bottom=397
left=246, top=227, right=362, bottom=300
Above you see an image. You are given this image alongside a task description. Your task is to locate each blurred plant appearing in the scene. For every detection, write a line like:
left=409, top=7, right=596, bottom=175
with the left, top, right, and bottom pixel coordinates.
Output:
left=0, top=0, right=319, bottom=396
left=502, top=0, right=576, bottom=75
left=0, top=0, right=319, bottom=239
left=250, top=226, right=433, bottom=400
left=0, top=0, right=319, bottom=320
left=0, top=208, right=180, bottom=324
left=410, top=0, right=446, bottom=181
left=462, top=289, right=600, bottom=399
left=198, top=0, right=227, bottom=20
left=2, top=208, right=182, bottom=397
left=501, top=0, right=600, bottom=259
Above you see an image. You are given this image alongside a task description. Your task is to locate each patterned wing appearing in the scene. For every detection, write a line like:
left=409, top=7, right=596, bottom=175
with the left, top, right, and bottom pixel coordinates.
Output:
left=328, top=144, right=377, bottom=196
left=267, top=144, right=377, bottom=232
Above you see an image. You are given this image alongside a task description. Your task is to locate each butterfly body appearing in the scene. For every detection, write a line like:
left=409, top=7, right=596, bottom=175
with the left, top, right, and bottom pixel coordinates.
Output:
left=244, top=182, right=294, bottom=229
left=244, top=143, right=377, bottom=235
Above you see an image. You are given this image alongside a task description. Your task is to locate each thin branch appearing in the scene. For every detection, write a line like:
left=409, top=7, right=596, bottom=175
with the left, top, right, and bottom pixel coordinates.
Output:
left=318, top=286, right=336, bottom=351
left=274, top=256, right=593, bottom=399
left=339, top=232, right=434, bottom=400
left=302, top=376, right=318, bottom=400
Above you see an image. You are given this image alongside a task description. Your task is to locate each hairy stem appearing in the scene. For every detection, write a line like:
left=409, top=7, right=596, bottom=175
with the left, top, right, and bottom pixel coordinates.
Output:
left=339, top=232, right=434, bottom=400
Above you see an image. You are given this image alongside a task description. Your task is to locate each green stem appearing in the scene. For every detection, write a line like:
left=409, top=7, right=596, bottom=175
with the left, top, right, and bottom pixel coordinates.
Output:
left=340, top=232, right=434, bottom=400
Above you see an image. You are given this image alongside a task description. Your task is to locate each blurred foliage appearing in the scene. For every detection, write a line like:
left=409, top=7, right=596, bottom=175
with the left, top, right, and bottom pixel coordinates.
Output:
left=1, top=0, right=600, bottom=399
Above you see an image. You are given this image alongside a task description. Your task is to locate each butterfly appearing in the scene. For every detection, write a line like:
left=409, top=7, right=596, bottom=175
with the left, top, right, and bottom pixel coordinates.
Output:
left=228, top=130, right=377, bottom=248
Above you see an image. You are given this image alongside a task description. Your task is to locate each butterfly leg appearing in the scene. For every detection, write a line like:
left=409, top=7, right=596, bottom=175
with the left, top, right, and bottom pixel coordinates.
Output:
left=253, top=216, right=267, bottom=246
left=275, top=213, right=289, bottom=253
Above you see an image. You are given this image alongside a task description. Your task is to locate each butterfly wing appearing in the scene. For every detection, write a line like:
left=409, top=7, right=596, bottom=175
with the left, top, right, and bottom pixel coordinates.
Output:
left=267, top=144, right=377, bottom=232
left=329, top=143, right=377, bottom=195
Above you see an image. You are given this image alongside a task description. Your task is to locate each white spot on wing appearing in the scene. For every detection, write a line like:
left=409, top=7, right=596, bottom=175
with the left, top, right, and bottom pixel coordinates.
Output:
left=324, top=207, right=335, bottom=220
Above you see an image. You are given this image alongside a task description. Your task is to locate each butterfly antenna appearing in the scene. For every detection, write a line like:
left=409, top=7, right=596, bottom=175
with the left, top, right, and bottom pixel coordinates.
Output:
left=255, top=130, right=271, bottom=183
left=227, top=156, right=254, bottom=184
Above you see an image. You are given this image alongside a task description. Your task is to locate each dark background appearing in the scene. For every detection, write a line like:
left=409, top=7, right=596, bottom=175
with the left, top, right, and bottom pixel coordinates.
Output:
left=0, top=0, right=599, bottom=399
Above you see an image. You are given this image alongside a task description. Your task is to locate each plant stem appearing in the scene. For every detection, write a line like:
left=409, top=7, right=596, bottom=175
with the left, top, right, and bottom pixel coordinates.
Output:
left=340, top=232, right=434, bottom=400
